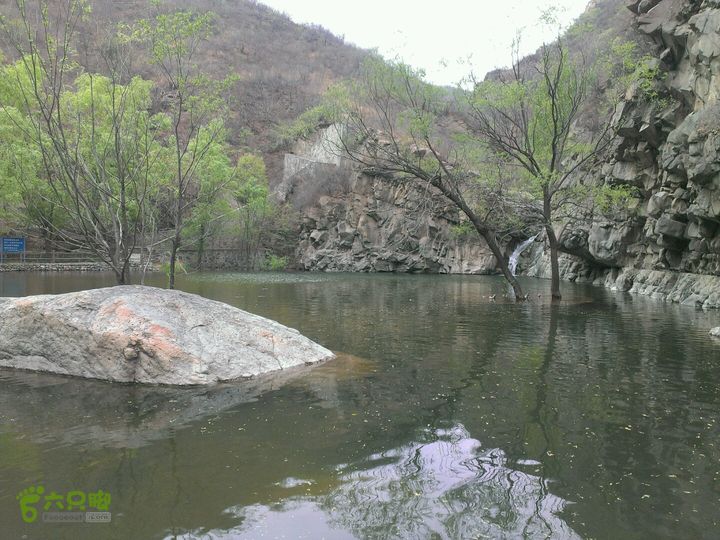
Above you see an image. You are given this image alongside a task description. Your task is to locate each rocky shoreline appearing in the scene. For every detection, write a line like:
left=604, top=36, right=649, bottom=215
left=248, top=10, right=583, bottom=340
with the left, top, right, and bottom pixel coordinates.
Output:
left=521, top=241, right=720, bottom=309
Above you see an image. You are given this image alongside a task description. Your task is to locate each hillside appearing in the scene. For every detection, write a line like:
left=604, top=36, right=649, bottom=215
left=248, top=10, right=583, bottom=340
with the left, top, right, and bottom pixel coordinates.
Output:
left=0, top=0, right=370, bottom=183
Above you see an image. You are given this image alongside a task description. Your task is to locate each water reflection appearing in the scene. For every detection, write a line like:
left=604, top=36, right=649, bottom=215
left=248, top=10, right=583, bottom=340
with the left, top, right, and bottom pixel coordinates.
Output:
left=0, top=353, right=368, bottom=450
left=200, top=425, right=579, bottom=540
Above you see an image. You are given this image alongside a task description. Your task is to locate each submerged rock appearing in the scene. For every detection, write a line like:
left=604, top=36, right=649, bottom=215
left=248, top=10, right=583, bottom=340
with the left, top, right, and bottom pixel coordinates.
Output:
left=0, top=286, right=334, bottom=385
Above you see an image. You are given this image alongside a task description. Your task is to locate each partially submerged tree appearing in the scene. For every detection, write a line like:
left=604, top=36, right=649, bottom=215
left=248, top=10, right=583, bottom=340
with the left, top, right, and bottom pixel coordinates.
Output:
left=328, top=57, right=531, bottom=300
left=466, top=30, right=616, bottom=299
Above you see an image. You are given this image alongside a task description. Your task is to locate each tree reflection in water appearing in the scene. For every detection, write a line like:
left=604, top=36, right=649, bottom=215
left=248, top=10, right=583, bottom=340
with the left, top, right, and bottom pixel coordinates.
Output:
left=219, top=424, right=580, bottom=540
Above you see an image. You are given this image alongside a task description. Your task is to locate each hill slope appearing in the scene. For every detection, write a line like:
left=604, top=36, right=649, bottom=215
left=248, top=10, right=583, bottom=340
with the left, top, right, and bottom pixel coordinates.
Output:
left=0, top=0, right=370, bottom=183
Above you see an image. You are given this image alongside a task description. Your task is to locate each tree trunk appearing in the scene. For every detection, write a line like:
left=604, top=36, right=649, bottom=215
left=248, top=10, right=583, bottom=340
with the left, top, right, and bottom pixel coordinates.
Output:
left=168, top=236, right=180, bottom=290
left=486, top=237, right=526, bottom=301
left=439, top=183, right=525, bottom=300
left=197, top=224, right=205, bottom=271
left=543, top=190, right=561, bottom=301
left=545, top=224, right=562, bottom=300
left=115, top=265, right=128, bottom=285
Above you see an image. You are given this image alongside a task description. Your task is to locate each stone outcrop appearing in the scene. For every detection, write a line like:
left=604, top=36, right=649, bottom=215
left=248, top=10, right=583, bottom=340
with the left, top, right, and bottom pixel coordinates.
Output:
left=296, top=173, right=497, bottom=274
left=0, top=286, right=334, bottom=385
left=523, top=243, right=720, bottom=308
left=279, top=126, right=498, bottom=274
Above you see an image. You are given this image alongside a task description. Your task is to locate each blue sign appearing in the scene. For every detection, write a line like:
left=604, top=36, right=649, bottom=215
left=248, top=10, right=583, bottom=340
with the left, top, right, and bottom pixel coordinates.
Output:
left=1, top=237, right=25, bottom=253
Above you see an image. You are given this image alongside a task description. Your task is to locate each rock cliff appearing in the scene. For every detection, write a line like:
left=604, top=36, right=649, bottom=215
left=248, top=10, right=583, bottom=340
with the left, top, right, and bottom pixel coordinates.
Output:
left=287, top=0, right=720, bottom=307
left=278, top=126, right=498, bottom=274
left=522, top=0, right=720, bottom=308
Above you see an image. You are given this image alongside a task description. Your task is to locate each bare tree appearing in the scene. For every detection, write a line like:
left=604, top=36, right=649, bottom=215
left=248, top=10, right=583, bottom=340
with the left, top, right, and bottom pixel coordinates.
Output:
left=330, top=57, right=530, bottom=300
left=466, top=35, right=614, bottom=299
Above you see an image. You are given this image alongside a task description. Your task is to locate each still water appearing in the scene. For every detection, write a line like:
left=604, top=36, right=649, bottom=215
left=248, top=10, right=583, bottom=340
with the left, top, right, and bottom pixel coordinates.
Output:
left=0, top=271, right=719, bottom=539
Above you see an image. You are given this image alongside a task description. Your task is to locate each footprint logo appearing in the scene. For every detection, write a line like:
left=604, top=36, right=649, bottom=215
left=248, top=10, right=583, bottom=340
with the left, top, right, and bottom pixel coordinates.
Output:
left=16, top=485, right=44, bottom=524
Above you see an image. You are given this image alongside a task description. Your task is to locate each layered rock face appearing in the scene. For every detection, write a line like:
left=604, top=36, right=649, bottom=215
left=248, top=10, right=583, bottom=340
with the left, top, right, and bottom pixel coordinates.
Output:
left=591, top=0, right=720, bottom=275
left=523, top=0, right=720, bottom=307
left=296, top=175, right=497, bottom=274
left=279, top=126, right=497, bottom=274
left=0, top=286, right=334, bottom=385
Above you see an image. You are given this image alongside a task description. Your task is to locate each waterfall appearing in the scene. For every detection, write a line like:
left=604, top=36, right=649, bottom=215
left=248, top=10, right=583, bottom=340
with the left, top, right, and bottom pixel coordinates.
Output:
left=508, top=234, right=538, bottom=277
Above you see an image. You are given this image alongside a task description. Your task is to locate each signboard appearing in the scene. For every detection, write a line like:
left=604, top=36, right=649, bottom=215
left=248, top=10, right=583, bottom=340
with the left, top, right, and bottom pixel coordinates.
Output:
left=0, top=237, right=26, bottom=263
left=2, top=237, right=25, bottom=253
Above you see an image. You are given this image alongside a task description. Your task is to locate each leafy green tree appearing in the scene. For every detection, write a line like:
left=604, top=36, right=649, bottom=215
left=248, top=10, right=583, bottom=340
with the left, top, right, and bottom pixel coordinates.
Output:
left=180, top=132, right=238, bottom=269
left=0, top=48, right=67, bottom=250
left=232, top=154, right=274, bottom=269
left=127, top=6, right=238, bottom=288
left=0, top=0, right=165, bottom=283
left=0, top=73, right=51, bottom=241
left=466, top=32, right=615, bottom=300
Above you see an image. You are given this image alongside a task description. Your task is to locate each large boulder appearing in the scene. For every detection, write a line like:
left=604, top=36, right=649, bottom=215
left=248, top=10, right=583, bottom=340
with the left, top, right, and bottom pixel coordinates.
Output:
left=0, top=286, right=334, bottom=385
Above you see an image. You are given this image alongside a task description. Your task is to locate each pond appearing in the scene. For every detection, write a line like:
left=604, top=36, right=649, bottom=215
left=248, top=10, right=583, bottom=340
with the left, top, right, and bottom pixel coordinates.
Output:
left=0, top=271, right=719, bottom=539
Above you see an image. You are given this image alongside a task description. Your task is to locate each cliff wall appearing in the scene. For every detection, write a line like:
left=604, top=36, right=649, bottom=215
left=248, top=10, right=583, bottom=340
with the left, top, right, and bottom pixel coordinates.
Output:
left=286, top=0, right=720, bottom=307
left=523, top=0, right=720, bottom=308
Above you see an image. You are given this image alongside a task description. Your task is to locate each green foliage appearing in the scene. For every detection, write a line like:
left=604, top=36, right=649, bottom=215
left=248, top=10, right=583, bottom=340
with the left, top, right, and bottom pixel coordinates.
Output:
left=603, top=38, right=668, bottom=104
left=592, top=184, right=636, bottom=214
left=229, top=154, right=279, bottom=268
left=121, top=8, right=214, bottom=73
left=125, top=5, right=240, bottom=285
left=273, top=104, right=327, bottom=149
left=273, top=85, right=350, bottom=149
left=634, top=59, right=667, bottom=104
left=161, top=259, right=186, bottom=277
left=0, top=1, right=293, bottom=280
left=609, top=38, right=639, bottom=75
left=450, top=221, right=475, bottom=239
left=264, top=254, right=288, bottom=271
left=123, top=8, right=237, bottom=115
left=233, top=154, right=269, bottom=209
left=0, top=55, right=166, bottom=243
left=362, top=56, right=445, bottom=140
left=470, top=43, right=592, bottom=192
left=181, top=127, right=237, bottom=246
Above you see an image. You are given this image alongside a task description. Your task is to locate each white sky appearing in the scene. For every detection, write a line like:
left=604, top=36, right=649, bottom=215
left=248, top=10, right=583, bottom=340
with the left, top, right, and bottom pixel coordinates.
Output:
left=258, top=0, right=591, bottom=86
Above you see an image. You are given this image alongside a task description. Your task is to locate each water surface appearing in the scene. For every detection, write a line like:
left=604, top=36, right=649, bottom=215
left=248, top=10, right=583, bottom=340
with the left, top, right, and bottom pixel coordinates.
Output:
left=0, top=271, right=719, bottom=539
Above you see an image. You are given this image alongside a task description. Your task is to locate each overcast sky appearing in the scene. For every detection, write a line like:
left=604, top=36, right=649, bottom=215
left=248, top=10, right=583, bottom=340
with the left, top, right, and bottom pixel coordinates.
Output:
left=258, top=0, right=591, bottom=86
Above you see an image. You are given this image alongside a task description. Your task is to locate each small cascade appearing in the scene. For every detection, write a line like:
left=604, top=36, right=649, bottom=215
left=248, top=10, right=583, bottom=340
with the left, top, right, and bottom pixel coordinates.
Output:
left=508, top=234, right=538, bottom=277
